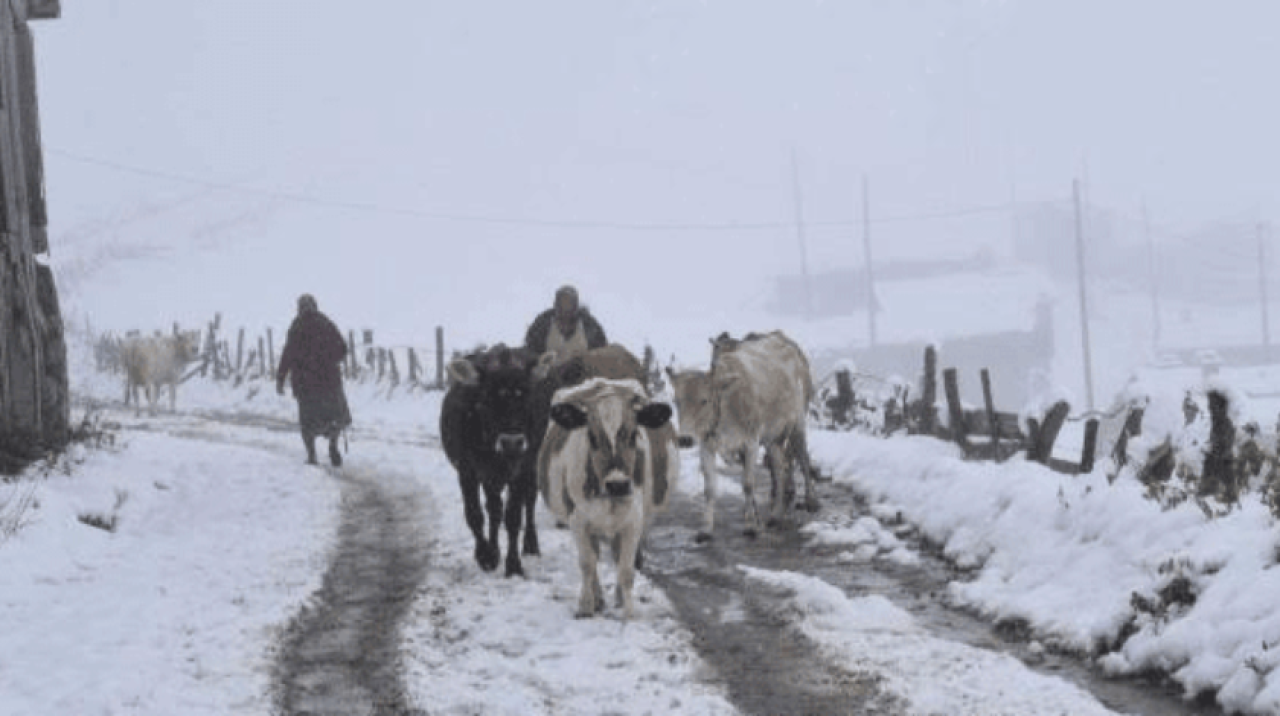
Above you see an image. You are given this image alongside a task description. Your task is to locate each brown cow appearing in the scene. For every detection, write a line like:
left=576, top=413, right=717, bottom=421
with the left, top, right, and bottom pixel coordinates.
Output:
left=537, top=377, right=676, bottom=619
left=666, top=330, right=818, bottom=541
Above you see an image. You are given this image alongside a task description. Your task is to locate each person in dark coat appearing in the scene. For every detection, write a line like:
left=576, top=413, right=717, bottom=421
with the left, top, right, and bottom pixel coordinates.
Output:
left=523, top=285, right=607, bottom=362
left=276, top=294, right=353, bottom=466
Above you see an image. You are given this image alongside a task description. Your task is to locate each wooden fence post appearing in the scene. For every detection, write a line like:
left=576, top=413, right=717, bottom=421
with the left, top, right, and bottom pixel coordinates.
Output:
left=235, top=327, right=245, bottom=375
left=1079, top=418, right=1100, bottom=474
left=980, top=368, right=1001, bottom=459
left=257, top=336, right=266, bottom=377
left=943, top=367, right=968, bottom=451
left=1028, top=401, right=1070, bottom=465
left=408, top=348, right=421, bottom=384
left=919, top=345, right=937, bottom=435
left=347, top=330, right=358, bottom=379
left=435, top=326, right=445, bottom=389
left=1111, top=407, right=1145, bottom=469
left=202, top=322, right=216, bottom=377
left=267, top=328, right=276, bottom=377
left=1202, top=390, right=1237, bottom=502
left=832, top=369, right=855, bottom=426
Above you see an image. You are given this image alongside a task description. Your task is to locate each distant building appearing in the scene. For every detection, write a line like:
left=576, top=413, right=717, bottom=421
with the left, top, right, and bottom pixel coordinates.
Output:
left=770, top=269, right=880, bottom=319
left=0, top=0, right=68, bottom=470
left=770, top=260, right=1055, bottom=407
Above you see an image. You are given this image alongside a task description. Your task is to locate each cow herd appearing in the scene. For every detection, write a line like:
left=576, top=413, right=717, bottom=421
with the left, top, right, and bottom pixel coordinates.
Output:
left=439, top=331, right=820, bottom=620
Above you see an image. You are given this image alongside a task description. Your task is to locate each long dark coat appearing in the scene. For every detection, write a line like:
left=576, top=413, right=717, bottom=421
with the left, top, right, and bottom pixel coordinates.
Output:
left=277, top=310, right=352, bottom=438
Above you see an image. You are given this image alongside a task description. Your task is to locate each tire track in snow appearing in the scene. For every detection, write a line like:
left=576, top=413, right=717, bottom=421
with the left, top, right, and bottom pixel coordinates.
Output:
left=644, top=489, right=909, bottom=716
left=272, top=465, right=431, bottom=716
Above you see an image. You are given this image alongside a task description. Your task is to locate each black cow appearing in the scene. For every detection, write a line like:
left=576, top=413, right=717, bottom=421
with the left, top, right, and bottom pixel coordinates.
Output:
left=440, top=345, right=553, bottom=577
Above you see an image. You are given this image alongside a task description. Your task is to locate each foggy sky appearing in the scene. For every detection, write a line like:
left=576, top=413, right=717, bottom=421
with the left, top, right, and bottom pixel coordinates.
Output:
left=30, top=0, right=1280, bottom=349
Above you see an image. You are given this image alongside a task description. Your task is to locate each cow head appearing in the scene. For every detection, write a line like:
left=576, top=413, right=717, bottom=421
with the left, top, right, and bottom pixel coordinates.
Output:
left=174, top=329, right=202, bottom=363
left=448, top=345, right=555, bottom=460
left=664, top=367, right=714, bottom=448
left=550, top=379, right=672, bottom=499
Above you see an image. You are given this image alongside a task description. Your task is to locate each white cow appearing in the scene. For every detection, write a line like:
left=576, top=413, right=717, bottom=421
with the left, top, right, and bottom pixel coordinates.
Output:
left=666, top=330, right=818, bottom=541
left=121, top=331, right=202, bottom=411
left=537, top=377, right=677, bottom=620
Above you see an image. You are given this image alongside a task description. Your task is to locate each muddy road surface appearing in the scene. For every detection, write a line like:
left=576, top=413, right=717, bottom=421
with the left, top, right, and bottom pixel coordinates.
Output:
left=271, top=466, right=431, bottom=716
left=644, top=472, right=1221, bottom=716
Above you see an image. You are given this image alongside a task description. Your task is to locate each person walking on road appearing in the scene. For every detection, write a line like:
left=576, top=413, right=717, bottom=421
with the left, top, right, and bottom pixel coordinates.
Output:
left=277, top=293, right=352, bottom=466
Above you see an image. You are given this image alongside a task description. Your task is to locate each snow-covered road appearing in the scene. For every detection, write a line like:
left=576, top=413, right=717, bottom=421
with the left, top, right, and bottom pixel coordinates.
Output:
left=2, top=379, right=1256, bottom=713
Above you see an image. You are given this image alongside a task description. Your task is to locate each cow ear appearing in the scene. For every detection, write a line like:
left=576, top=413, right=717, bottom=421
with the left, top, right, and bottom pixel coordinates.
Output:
left=549, top=402, right=589, bottom=430
left=532, top=351, right=557, bottom=381
left=636, top=402, right=672, bottom=429
left=446, top=358, right=480, bottom=387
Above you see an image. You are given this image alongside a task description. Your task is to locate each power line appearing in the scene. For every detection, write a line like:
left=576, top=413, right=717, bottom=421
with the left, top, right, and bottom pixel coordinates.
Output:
left=47, top=146, right=1042, bottom=233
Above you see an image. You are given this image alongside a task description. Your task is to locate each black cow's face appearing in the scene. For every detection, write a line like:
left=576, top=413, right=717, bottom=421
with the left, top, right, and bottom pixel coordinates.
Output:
left=550, top=391, right=672, bottom=499
left=449, top=346, right=553, bottom=460
left=479, top=368, right=534, bottom=458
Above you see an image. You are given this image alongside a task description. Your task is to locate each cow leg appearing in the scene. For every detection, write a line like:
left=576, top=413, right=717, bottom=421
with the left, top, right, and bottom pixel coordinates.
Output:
left=696, top=445, right=719, bottom=543
left=740, top=445, right=764, bottom=538
left=169, top=381, right=177, bottom=412
left=482, top=483, right=504, bottom=572
left=503, top=484, right=528, bottom=578
left=459, top=472, right=498, bottom=571
left=520, top=477, right=540, bottom=557
left=792, top=428, right=821, bottom=512
left=765, top=441, right=794, bottom=528
left=574, top=530, right=604, bottom=618
left=615, top=531, right=640, bottom=621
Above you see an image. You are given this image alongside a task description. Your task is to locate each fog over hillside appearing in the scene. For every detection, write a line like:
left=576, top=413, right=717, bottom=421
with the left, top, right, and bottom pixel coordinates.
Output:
left=33, top=1, right=1280, bottom=400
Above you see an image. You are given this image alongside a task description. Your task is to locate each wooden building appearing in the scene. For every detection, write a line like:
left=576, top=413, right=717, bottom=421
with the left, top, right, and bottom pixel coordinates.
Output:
left=0, top=0, right=66, bottom=470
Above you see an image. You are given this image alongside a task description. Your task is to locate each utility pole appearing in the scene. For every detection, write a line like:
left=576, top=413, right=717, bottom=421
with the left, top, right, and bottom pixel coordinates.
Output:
left=862, top=174, right=877, bottom=348
left=1259, top=222, right=1271, bottom=363
left=790, top=149, right=813, bottom=320
left=1143, top=201, right=1161, bottom=353
left=1073, top=179, right=1095, bottom=412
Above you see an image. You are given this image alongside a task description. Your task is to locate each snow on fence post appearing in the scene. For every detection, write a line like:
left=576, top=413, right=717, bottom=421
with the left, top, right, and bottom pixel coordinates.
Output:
left=1110, top=407, right=1145, bottom=470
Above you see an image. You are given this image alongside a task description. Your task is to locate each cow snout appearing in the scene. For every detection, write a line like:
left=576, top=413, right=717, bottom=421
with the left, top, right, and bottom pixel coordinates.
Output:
left=677, top=435, right=696, bottom=449
left=495, top=433, right=528, bottom=456
left=604, top=479, right=633, bottom=498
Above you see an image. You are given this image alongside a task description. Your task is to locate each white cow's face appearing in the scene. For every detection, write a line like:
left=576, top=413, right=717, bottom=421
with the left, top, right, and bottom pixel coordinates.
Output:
left=550, top=392, right=672, bottom=499
left=664, top=368, right=714, bottom=448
